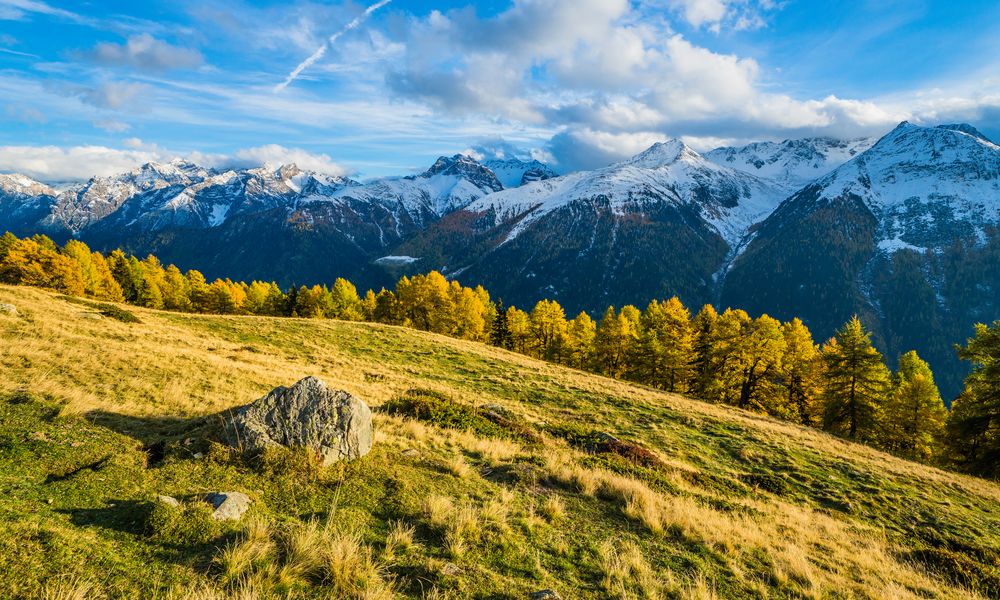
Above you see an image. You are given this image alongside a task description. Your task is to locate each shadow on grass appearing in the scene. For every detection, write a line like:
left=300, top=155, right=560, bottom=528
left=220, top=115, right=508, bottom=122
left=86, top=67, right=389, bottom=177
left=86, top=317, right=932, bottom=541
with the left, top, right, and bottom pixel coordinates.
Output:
left=83, top=409, right=235, bottom=466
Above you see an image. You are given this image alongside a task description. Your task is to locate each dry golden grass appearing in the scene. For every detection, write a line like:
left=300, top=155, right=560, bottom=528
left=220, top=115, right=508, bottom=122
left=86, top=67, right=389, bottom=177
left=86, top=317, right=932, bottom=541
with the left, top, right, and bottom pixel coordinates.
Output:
left=2, top=285, right=999, bottom=599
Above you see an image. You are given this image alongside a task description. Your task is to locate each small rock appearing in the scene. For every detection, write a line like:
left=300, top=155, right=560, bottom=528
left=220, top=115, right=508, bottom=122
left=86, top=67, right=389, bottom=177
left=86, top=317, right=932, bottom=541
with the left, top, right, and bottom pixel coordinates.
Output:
left=401, top=448, right=420, bottom=458
left=46, top=497, right=53, bottom=505
left=0, top=303, right=16, bottom=316
left=225, top=377, right=373, bottom=466
left=531, top=590, right=562, bottom=600
left=156, top=495, right=181, bottom=508
left=441, top=562, right=462, bottom=576
left=193, top=452, right=204, bottom=459
left=206, top=491, right=251, bottom=521
left=80, top=312, right=103, bottom=320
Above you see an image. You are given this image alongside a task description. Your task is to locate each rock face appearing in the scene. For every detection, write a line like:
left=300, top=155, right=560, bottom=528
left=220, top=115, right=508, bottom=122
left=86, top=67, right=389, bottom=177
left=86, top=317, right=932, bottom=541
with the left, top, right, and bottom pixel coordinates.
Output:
left=206, top=491, right=251, bottom=521
left=226, top=377, right=373, bottom=466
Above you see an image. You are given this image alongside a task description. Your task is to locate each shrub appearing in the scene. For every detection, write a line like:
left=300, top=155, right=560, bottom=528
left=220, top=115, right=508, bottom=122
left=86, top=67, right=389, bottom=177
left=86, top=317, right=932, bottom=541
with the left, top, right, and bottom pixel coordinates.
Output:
left=545, top=423, right=663, bottom=469
left=382, top=389, right=528, bottom=440
left=96, top=303, right=141, bottom=323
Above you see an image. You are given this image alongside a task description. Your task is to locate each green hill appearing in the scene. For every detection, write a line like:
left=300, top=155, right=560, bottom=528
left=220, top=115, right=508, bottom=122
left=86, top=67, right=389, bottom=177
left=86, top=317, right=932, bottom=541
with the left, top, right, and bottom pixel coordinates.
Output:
left=1, top=284, right=998, bottom=599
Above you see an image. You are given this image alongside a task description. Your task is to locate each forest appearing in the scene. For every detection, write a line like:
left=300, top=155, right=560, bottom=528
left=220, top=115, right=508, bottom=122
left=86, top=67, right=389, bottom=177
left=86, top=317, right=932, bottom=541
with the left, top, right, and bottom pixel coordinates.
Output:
left=1, top=231, right=997, bottom=479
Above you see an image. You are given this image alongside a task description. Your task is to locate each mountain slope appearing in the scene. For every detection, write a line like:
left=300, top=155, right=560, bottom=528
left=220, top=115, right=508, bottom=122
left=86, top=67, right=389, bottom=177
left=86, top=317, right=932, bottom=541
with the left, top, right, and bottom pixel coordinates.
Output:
left=705, top=136, right=876, bottom=189
left=723, top=122, right=1000, bottom=398
left=1, top=284, right=999, bottom=598
left=483, top=157, right=558, bottom=188
left=398, top=140, right=787, bottom=313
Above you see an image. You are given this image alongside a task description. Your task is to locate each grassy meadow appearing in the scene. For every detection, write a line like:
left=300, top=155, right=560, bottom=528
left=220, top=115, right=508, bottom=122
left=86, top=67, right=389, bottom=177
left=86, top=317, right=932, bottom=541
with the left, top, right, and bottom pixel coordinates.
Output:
left=1, top=283, right=999, bottom=599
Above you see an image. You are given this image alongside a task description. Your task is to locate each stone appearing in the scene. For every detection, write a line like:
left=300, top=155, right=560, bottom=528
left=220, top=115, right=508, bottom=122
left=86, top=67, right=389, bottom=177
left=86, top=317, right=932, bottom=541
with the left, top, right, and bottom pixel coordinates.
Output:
left=441, top=562, right=462, bottom=576
left=156, top=495, right=180, bottom=508
left=0, top=303, right=16, bottom=316
left=226, top=376, right=373, bottom=466
left=531, top=590, right=562, bottom=600
left=205, top=491, right=251, bottom=521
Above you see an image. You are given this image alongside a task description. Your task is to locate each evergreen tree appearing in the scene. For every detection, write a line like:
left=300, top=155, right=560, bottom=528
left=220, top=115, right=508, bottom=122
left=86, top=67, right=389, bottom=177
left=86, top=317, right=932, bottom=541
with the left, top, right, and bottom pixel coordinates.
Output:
left=819, top=317, right=891, bottom=441
left=329, top=278, right=364, bottom=320
left=688, top=304, right=720, bottom=399
left=490, top=300, right=513, bottom=349
left=946, top=322, right=1000, bottom=477
left=882, top=351, right=946, bottom=461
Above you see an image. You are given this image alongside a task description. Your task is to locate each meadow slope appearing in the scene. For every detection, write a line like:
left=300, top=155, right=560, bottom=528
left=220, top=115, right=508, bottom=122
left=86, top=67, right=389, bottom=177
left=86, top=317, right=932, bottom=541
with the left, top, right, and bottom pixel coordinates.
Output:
left=0, top=284, right=998, bottom=599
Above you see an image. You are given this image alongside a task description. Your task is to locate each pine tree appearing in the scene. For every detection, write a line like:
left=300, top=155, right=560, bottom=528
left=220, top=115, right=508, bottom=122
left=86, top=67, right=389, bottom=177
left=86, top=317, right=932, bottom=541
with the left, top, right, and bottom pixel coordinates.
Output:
left=490, top=300, right=513, bottom=349
left=688, top=304, right=720, bottom=398
left=946, top=322, right=1000, bottom=477
left=882, top=351, right=946, bottom=461
left=819, top=317, right=891, bottom=442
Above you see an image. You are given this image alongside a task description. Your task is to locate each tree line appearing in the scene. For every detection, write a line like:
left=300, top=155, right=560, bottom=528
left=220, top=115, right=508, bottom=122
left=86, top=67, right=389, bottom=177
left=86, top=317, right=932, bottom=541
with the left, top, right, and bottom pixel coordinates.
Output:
left=1, top=232, right=997, bottom=478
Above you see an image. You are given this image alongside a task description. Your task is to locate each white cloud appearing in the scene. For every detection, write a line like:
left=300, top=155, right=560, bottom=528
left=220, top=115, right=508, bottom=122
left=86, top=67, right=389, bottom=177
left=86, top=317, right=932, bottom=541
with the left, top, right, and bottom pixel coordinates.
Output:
left=0, top=0, right=87, bottom=23
left=0, top=142, right=351, bottom=182
left=75, top=81, right=151, bottom=110
left=216, top=144, right=351, bottom=177
left=87, top=34, right=203, bottom=71
left=668, top=0, right=727, bottom=30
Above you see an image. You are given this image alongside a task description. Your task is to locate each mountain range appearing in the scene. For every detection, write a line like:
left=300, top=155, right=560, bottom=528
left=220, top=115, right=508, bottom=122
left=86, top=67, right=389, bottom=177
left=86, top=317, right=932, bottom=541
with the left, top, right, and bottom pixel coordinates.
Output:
left=2, top=122, right=998, bottom=397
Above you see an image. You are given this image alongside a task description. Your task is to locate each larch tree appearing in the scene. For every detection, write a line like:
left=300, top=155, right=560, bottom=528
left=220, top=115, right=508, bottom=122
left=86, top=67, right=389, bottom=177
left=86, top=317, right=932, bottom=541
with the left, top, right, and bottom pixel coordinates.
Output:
left=882, top=350, right=946, bottom=461
left=564, top=311, right=596, bottom=370
left=530, top=299, right=567, bottom=360
left=780, top=318, right=822, bottom=425
left=819, top=316, right=891, bottom=442
left=636, top=298, right=694, bottom=392
left=595, top=307, right=638, bottom=378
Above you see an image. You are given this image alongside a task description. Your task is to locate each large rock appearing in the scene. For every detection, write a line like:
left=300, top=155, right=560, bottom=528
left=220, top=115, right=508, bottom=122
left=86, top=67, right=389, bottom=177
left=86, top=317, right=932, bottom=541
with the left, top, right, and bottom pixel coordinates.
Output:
left=226, top=377, right=373, bottom=466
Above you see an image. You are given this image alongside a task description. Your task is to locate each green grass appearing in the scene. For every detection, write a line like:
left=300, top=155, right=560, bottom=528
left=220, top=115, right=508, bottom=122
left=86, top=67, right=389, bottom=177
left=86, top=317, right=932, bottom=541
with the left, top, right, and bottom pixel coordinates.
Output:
left=1, top=284, right=999, bottom=599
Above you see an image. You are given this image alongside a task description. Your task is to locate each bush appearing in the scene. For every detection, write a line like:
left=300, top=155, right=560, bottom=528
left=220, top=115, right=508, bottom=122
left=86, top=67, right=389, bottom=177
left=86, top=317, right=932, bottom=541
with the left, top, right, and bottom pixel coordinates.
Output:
left=545, top=423, right=663, bottom=468
left=147, top=499, right=222, bottom=545
left=96, top=303, right=141, bottom=323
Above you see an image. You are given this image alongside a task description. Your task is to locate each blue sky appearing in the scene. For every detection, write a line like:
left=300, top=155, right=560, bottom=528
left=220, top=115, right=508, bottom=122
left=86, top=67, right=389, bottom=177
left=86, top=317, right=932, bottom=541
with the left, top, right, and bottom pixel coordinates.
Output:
left=1, top=0, right=998, bottom=181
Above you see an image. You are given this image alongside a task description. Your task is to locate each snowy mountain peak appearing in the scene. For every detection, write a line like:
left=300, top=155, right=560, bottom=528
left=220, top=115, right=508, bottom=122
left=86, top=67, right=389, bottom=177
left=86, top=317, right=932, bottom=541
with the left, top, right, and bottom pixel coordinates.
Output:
left=619, top=140, right=695, bottom=169
left=705, top=136, right=876, bottom=189
left=0, top=173, right=57, bottom=197
left=421, top=154, right=503, bottom=193
left=483, top=158, right=557, bottom=188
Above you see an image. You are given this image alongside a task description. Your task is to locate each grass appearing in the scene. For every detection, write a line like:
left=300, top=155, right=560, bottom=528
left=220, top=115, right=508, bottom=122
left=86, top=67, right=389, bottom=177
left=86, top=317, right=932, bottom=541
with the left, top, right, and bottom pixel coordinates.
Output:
left=1, top=284, right=1000, bottom=598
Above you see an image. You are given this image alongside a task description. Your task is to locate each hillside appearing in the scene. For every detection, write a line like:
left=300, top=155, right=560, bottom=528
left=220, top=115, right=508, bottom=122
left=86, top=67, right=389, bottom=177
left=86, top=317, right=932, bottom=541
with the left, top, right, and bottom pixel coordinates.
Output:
left=1, top=284, right=998, bottom=599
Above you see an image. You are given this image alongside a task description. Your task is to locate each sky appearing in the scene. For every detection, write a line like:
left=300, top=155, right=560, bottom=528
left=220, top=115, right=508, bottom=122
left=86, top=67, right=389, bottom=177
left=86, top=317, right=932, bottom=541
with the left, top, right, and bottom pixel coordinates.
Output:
left=0, top=0, right=998, bottom=182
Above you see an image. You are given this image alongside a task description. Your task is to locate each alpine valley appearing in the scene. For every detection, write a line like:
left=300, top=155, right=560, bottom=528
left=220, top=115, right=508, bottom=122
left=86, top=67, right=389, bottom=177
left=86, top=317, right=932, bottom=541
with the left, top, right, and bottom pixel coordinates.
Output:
left=2, top=121, right=998, bottom=397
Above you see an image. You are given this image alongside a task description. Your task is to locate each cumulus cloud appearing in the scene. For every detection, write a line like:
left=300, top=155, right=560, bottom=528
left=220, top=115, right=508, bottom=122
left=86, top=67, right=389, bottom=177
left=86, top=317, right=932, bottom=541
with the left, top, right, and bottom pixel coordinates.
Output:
left=0, top=142, right=351, bottom=182
left=87, top=34, right=203, bottom=71
left=213, top=144, right=351, bottom=177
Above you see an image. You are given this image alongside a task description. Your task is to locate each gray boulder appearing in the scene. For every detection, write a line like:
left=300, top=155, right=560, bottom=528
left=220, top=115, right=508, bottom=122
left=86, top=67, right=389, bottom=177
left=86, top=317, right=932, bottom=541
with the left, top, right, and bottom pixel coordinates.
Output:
left=0, top=303, right=17, bottom=316
left=155, top=495, right=180, bottom=508
left=226, top=376, right=373, bottom=466
left=206, top=491, right=251, bottom=521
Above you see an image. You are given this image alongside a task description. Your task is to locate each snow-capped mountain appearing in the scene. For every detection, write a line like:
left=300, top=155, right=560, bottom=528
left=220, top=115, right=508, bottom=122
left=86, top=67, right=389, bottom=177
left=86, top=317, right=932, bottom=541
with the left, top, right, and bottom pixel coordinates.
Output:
left=396, top=139, right=788, bottom=313
left=705, top=136, right=875, bottom=189
left=0, top=173, right=56, bottom=197
left=482, top=158, right=557, bottom=188
left=723, top=122, right=1000, bottom=397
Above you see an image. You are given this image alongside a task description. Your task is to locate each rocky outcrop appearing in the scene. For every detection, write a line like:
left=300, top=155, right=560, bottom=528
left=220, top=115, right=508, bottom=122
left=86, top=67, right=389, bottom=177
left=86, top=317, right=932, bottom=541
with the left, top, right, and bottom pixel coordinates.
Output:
left=226, top=377, right=373, bottom=466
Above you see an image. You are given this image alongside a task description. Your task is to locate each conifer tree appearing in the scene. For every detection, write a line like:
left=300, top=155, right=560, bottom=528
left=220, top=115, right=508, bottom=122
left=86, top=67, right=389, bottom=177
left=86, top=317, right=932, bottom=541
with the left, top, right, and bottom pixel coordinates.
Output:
left=329, top=278, right=363, bottom=320
left=946, top=322, right=1000, bottom=477
left=636, top=298, right=694, bottom=392
left=530, top=299, right=567, bottom=360
left=564, top=311, right=596, bottom=370
left=780, top=318, right=821, bottom=425
left=819, top=316, right=891, bottom=441
left=507, top=307, right=532, bottom=354
left=882, top=351, right=946, bottom=460
left=595, top=307, right=638, bottom=378
left=490, top=300, right=513, bottom=349
left=688, top=304, right=720, bottom=398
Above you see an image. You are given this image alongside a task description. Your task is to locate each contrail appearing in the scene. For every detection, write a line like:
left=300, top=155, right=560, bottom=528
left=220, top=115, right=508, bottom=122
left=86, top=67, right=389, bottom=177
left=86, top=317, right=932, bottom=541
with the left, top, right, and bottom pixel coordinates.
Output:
left=274, top=0, right=392, bottom=93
